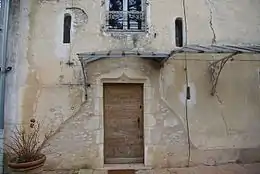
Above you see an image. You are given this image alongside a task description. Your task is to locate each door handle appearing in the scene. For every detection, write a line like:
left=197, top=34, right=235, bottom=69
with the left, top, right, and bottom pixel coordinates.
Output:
left=137, top=117, right=140, bottom=128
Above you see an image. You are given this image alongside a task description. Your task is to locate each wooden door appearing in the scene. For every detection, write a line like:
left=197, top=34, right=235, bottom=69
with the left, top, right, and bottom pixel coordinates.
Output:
left=104, top=83, right=144, bottom=164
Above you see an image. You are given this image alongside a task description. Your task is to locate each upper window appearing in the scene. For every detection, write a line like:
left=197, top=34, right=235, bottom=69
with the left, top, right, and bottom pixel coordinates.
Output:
left=175, top=17, right=183, bottom=47
left=105, top=0, right=146, bottom=32
left=63, top=14, right=72, bottom=44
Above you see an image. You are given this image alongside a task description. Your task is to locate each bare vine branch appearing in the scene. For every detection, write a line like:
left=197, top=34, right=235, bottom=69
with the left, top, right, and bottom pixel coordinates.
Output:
left=208, top=52, right=239, bottom=96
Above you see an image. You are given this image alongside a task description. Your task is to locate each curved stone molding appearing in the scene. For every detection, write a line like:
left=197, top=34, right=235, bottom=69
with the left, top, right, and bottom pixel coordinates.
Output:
left=98, top=68, right=149, bottom=85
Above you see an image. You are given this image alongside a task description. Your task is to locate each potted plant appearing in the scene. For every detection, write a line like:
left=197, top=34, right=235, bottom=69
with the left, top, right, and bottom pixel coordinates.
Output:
left=4, top=119, right=51, bottom=174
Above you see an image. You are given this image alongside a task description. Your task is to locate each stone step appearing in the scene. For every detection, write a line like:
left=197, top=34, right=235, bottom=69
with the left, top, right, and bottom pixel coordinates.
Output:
left=78, top=163, right=260, bottom=174
left=79, top=169, right=135, bottom=174
left=79, top=169, right=94, bottom=174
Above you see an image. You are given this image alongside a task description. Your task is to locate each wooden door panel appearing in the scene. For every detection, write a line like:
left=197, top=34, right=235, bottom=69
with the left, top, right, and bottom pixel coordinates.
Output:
left=104, top=83, right=144, bottom=164
left=106, top=145, right=144, bottom=158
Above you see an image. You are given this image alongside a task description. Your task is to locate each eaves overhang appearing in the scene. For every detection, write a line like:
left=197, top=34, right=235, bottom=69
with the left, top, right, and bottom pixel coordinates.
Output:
left=77, top=50, right=171, bottom=64
left=77, top=44, right=260, bottom=65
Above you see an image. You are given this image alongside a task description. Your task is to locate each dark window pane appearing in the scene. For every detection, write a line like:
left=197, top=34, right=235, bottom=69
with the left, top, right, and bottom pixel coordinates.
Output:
left=108, top=12, right=123, bottom=29
left=109, top=0, right=123, bottom=11
left=175, top=18, right=183, bottom=47
left=63, top=14, right=71, bottom=43
left=128, top=0, right=141, bottom=11
left=128, top=0, right=142, bottom=30
left=109, top=0, right=123, bottom=29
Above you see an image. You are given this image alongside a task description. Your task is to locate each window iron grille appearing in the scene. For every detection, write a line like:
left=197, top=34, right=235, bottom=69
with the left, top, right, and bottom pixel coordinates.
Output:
left=105, top=11, right=146, bottom=32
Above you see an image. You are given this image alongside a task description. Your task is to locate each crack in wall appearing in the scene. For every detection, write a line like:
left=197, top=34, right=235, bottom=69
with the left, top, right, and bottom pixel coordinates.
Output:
left=215, top=93, right=223, bottom=104
left=45, top=101, right=87, bottom=142
left=22, top=0, right=41, bottom=125
left=206, top=0, right=216, bottom=44
left=215, top=92, right=229, bottom=136
left=220, top=111, right=229, bottom=136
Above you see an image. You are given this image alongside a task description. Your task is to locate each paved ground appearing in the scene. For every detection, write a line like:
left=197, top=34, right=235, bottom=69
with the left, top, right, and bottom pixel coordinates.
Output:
left=44, top=163, right=260, bottom=174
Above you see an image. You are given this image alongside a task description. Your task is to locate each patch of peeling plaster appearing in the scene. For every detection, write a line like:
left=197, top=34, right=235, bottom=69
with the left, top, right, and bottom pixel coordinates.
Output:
left=159, top=68, right=186, bottom=125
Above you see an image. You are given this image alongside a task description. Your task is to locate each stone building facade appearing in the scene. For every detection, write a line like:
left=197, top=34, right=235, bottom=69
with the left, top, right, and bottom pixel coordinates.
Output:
left=2, top=0, right=260, bottom=172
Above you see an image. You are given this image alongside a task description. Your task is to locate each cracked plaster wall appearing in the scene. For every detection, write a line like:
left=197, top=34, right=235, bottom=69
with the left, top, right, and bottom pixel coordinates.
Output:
left=186, top=0, right=260, bottom=45
left=4, top=0, right=260, bottom=171
left=42, top=54, right=260, bottom=169
left=168, top=54, right=260, bottom=166
left=43, top=57, right=189, bottom=170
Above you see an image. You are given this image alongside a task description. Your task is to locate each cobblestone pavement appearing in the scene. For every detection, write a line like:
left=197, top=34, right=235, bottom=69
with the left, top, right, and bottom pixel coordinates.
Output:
left=44, top=163, right=260, bottom=174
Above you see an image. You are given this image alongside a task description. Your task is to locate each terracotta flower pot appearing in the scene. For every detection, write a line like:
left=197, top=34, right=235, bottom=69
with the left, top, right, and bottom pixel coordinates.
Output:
left=8, top=154, right=46, bottom=174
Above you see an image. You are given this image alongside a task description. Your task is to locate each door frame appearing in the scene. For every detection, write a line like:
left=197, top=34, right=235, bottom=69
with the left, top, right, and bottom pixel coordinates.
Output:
left=93, top=69, right=154, bottom=167
left=103, top=83, right=144, bottom=164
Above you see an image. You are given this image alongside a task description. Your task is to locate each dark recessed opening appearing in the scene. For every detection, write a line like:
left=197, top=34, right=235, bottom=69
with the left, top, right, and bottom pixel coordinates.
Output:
left=108, top=170, right=135, bottom=174
left=63, top=14, right=72, bottom=43
left=175, top=17, right=183, bottom=47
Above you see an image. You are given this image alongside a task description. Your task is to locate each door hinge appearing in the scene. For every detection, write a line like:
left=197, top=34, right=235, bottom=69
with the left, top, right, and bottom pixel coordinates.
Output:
left=0, top=66, right=12, bottom=73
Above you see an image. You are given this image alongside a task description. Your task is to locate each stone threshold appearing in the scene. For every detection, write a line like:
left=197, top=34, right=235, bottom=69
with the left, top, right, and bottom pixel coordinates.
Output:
left=42, top=163, right=260, bottom=174
left=102, top=164, right=152, bottom=170
left=78, top=163, right=260, bottom=174
left=79, top=164, right=151, bottom=174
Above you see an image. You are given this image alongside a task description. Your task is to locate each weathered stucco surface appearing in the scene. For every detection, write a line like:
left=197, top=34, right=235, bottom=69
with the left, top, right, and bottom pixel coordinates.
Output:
left=4, top=0, right=260, bottom=171
left=37, top=54, right=260, bottom=169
